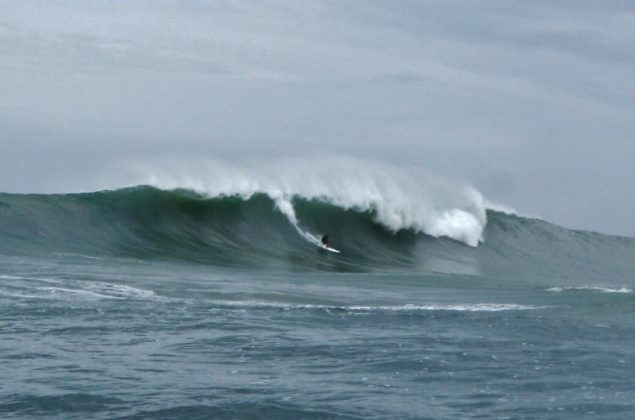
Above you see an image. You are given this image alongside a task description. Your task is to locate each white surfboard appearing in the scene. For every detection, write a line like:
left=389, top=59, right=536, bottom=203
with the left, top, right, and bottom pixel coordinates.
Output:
left=319, top=243, right=341, bottom=254
left=298, top=229, right=340, bottom=253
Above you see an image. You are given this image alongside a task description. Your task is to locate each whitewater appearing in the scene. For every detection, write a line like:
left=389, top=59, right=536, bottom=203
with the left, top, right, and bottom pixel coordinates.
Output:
left=2, top=161, right=635, bottom=418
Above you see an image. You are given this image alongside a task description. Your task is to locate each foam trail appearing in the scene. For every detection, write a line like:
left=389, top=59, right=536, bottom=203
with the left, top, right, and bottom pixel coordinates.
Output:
left=110, top=156, right=488, bottom=246
left=213, top=300, right=546, bottom=312
left=272, top=195, right=334, bottom=250
left=547, top=286, right=633, bottom=293
left=273, top=196, right=298, bottom=226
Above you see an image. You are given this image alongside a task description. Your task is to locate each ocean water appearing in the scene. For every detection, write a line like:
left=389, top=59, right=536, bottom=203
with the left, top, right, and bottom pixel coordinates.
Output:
left=2, top=186, right=635, bottom=419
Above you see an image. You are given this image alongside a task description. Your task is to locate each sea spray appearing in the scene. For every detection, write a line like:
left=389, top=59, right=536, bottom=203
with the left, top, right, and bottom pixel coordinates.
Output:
left=108, top=156, right=487, bottom=246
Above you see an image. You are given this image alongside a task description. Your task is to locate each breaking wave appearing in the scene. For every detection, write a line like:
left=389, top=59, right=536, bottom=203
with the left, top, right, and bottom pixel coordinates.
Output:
left=1, top=158, right=634, bottom=284
left=113, top=157, right=488, bottom=246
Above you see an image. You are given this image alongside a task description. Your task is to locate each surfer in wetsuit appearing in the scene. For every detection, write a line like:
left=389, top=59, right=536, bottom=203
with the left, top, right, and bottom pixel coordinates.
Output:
left=321, top=234, right=329, bottom=247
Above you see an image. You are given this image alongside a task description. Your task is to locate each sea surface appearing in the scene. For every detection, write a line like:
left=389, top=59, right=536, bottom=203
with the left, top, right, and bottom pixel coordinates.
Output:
left=2, top=187, right=635, bottom=418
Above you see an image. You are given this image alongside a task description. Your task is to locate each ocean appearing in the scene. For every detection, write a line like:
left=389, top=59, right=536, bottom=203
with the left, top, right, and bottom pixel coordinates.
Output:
left=2, top=186, right=635, bottom=418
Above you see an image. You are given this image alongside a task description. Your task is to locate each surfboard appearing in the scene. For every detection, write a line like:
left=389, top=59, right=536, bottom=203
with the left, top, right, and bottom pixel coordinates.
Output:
left=298, top=229, right=340, bottom=253
left=319, top=242, right=341, bottom=254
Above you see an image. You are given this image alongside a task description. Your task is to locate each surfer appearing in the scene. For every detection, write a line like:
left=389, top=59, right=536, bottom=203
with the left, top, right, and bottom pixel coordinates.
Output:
left=321, top=234, right=329, bottom=247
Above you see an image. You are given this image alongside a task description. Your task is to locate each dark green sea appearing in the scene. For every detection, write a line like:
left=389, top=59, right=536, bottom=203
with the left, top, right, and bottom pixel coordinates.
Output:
left=2, top=187, right=635, bottom=418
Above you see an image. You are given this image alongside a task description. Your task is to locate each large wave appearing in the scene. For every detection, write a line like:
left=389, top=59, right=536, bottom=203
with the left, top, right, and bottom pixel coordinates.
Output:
left=104, top=157, right=487, bottom=247
left=1, top=184, right=634, bottom=286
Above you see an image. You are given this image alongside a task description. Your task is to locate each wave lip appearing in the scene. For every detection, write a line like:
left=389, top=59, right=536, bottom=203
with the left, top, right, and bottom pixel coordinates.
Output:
left=121, top=157, right=488, bottom=246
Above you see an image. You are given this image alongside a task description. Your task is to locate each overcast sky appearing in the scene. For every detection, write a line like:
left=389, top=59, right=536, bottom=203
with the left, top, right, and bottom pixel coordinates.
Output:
left=1, top=1, right=635, bottom=236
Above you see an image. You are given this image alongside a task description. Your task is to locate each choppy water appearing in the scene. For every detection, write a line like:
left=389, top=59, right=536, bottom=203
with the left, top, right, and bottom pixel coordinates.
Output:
left=2, top=187, right=635, bottom=418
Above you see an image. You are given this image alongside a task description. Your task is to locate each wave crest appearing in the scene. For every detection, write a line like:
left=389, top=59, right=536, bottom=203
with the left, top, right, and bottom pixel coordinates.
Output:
left=111, top=157, right=487, bottom=246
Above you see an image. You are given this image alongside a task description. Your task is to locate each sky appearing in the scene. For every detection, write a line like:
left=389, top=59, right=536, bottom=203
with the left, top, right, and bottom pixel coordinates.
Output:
left=1, top=0, right=635, bottom=236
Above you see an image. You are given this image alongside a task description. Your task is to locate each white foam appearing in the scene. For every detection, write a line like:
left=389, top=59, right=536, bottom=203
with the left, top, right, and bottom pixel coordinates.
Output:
left=216, top=300, right=544, bottom=312
left=347, top=303, right=543, bottom=312
left=547, top=286, right=633, bottom=293
left=1, top=275, right=161, bottom=301
left=0, top=290, right=41, bottom=299
left=53, top=252, right=106, bottom=261
left=83, top=282, right=159, bottom=299
left=37, top=283, right=160, bottom=300
left=0, top=274, right=62, bottom=284
left=37, top=286, right=119, bottom=299
left=0, top=274, right=23, bottom=280
left=109, top=156, right=488, bottom=246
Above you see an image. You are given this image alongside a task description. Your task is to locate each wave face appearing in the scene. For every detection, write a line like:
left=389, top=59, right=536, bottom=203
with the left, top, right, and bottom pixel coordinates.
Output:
left=1, top=186, right=634, bottom=284
left=113, top=157, right=488, bottom=246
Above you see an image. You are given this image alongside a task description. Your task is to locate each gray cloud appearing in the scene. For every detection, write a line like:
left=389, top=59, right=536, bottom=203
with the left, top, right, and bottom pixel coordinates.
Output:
left=1, top=1, right=634, bottom=236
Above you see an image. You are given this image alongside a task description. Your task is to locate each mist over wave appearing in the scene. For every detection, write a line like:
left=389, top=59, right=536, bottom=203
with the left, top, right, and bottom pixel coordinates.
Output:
left=106, top=157, right=487, bottom=246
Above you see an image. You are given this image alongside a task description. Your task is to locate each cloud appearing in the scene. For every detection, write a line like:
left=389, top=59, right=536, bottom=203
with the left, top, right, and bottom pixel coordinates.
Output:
left=1, top=0, right=634, bottom=236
